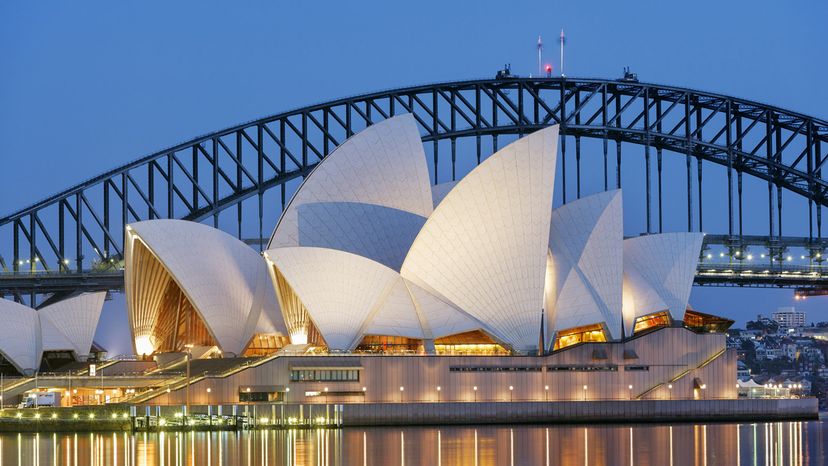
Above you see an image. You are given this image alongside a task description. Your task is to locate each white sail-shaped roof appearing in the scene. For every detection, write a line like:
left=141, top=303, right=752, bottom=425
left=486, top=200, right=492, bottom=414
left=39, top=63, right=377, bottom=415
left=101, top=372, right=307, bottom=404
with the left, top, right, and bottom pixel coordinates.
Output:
left=405, top=280, right=488, bottom=339
left=622, top=232, right=705, bottom=333
left=265, top=247, right=411, bottom=350
left=40, top=292, right=106, bottom=357
left=401, top=126, right=559, bottom=351
left=549, top=190, right=624, bottom=338
left=0, top=299, right=41, bottom=374
left=266, top=246, right=490, bottom=350
left=125, top=220, right=287, bottom=355
left=268, top=114, right=433, bottom=270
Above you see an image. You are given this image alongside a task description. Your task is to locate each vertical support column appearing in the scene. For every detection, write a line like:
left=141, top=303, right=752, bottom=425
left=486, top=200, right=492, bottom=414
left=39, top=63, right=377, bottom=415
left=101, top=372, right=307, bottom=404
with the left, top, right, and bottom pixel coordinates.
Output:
left=75, top=193, right=82, bottom=272
left=236, top=131, right=243, bottom=240
left=58, top=201, right=65, bottom=271
left=451, top=91, right=457, bottom=181
left=120, top=175, right=128, bottom=257
left=807, top=121, right=814, bottom=241
left=29, top=215, right=35, bottom=273
left=696, top=103, right=703, bottom=233
left=167, top=153, right=174, bottom=219
left=602, top=84, right=608, bottom=191
left=817, top=138, right=823, bottom=241
left=655, top=96, right=664, bottom=233
left=13, top=220, right=19, bottom=273
left=726, top=100, right=734, bottom=237
left=560, top=80, right=567, bottom=203
left=475, top=85, right=482, bottom=166
left=492, top=87, right=499, bottom=152
left=766, top=111, right=775, bottom=242
left=517, top=81, right=524, bottom=138
left=615, top=86, right=622, bottom=189
left=574, top=89, right=581, bottom=199
left=212, top=138, right=219, bottom=228
left=280, top=120, right=287, bottom=210
left=644, top=87, right=651, bottom=234
left=148, top=162, right=155, bottom=221
left=432, top=91, right=439, bottom=184
left=774, top=118, right=783, bottom=239
left=685, top=94, right=694, bottom=232
left=257, top=124, right=264, bottom=250
left=192, top=145, right=199, bottom=212
left=735, top=109, right=744, bottom=237
left=103, top=181, right=110, bottom=258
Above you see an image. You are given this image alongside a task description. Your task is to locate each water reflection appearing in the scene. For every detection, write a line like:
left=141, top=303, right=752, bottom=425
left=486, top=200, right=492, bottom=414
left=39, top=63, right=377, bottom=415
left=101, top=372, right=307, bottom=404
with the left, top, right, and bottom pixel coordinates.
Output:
left=0, top=421, right=822, bottom=465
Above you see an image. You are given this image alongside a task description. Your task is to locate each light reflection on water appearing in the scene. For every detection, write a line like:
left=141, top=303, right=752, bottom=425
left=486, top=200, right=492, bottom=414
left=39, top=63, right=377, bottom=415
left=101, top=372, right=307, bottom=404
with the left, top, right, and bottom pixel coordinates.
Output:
left=0, top=421, right=825, bottom=466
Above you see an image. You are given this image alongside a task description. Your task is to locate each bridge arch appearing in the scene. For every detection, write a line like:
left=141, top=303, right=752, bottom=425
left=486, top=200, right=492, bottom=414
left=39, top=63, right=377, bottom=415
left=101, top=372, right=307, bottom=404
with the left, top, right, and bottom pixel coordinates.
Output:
left=2, top=77, right=828, bottom=298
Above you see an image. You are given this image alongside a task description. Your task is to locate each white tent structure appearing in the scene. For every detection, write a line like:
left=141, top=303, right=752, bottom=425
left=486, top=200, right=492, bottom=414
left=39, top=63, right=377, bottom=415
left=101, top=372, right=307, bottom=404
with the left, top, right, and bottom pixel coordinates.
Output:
left=264, top=247, right=488, bottom=351
left=547, top=190, right=624, bottom=340
left=40, top=292, right=107, bottom=358
left=125, top=113, right=709, bottom=356
left=0, top=292, right=106, bottom=375
left=622, top=232, right=705, bottom=333
left=125, top=220, right=288, bottom=356
left=267, top=114, right=433, bottom=271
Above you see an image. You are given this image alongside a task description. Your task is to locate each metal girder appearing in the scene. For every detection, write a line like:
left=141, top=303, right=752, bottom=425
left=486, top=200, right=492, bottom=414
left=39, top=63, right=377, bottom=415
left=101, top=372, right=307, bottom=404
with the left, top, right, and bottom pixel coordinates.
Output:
left=1, top=77, right=827, bottom=300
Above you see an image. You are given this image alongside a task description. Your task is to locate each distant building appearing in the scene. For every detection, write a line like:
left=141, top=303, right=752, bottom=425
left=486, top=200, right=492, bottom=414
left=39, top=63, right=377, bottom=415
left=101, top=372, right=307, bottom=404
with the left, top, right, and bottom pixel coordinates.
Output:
left=772, top=307, right=806, bottom=329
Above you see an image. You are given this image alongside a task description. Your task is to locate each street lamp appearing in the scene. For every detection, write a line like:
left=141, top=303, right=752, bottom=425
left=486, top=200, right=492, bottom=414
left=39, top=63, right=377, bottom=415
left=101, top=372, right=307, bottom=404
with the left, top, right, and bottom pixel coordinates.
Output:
left=436, top=386, right=441, bottom=403
left=628, top=385, right=633, bottom=400
left=544, top=385, right=549, bottom=402
left=206, top=387, right=211, bottom=405
left=184, top=344, right=194, bottom=416
left=324, top=387, right=329, bottom=404
left=509, top=385, right=514, bottom=402
left=667, top=384, right=673, bottom=400
left=399, top=386, right=404, bottom=402
left=473, top=386, right=478, bottom=402
left=582, top=385, right=587, bottom=401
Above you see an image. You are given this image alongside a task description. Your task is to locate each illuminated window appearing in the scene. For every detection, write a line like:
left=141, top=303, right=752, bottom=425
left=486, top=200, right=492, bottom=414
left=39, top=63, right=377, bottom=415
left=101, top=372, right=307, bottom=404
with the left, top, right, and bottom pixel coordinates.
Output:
left=553, top=324, right=607, bottom=350
left=434, top=330, right=510, bottom=355
left=354, top=335, right=423, bottom=354
left=289, top=369, right=360, bottom=382
left=683, top=310, right=734, bottom=333
left=632, top=311, right=672, bottom=335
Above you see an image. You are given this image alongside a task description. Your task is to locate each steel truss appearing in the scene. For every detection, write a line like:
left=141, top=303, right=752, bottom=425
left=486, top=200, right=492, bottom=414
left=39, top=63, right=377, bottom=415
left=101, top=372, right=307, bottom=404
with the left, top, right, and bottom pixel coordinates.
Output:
left=2, top=77, right=827, bottom=301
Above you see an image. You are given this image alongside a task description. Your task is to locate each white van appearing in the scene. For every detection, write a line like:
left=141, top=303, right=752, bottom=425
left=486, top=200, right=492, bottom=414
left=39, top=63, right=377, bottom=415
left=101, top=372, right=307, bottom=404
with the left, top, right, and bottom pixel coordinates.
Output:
left=18, top=392, right=61, bottom=408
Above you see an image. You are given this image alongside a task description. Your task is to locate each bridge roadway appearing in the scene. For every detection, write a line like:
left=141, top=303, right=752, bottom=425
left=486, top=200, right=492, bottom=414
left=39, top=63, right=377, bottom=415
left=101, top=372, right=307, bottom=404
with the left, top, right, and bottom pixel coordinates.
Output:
left=2, top=235, right=828, bottom=297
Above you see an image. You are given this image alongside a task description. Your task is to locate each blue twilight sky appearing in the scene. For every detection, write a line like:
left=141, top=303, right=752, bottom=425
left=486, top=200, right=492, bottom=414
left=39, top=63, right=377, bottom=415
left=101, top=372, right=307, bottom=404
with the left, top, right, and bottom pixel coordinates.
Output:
left=1, top=1, right=826, bottom=355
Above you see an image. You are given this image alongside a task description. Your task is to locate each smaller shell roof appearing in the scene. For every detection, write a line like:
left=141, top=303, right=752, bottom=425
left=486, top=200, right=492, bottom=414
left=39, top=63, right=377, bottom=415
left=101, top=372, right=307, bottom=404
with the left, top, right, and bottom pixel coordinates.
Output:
left=39, top=292, right=106, bottom=357
left=0, top=299, right=41, bottom=374
left=128, top=220, right=288, bottom=355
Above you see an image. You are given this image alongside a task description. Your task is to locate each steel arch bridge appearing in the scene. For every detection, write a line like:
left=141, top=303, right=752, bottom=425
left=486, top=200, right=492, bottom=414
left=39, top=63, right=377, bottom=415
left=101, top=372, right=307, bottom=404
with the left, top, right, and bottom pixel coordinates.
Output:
left=3, top=76, right=828, bottom=303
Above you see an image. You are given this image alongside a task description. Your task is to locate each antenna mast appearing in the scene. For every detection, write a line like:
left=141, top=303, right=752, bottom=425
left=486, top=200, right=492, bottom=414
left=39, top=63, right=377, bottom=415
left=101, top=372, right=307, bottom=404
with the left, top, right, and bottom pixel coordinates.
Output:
left=559, top=29, right=566, bottom=77
left=537, top=35, right=543, bottom=77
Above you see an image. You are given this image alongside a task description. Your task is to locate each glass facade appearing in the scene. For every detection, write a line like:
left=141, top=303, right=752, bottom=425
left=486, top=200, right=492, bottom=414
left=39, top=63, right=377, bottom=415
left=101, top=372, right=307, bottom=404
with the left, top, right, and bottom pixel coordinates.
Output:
left=553, top=324, right=607, bottom=350
left=289, top=369, right=360, bottom=382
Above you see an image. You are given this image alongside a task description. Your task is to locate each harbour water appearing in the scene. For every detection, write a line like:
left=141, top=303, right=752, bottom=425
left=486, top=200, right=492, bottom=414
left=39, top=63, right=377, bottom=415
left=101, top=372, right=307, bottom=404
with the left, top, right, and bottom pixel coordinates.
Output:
left=0, top=420, right=825, bottom=465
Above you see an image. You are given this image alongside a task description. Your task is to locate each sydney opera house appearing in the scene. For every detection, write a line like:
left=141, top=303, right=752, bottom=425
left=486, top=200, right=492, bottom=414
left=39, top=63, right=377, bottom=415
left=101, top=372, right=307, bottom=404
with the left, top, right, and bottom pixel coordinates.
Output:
left=0, top=114, right=737, bottom=405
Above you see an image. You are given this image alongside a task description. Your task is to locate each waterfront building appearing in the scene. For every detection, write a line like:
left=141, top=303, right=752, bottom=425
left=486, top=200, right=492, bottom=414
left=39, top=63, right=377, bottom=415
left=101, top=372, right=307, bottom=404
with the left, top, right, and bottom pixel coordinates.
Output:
left=6, top=114, right=738, bottom=406
left=772, top=307, right=806, bottom=329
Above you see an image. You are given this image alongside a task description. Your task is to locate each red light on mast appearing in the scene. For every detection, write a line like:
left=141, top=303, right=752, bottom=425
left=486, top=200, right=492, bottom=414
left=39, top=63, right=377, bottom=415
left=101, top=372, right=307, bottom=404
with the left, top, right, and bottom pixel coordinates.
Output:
left=545, top=64, right=552, bottom=77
